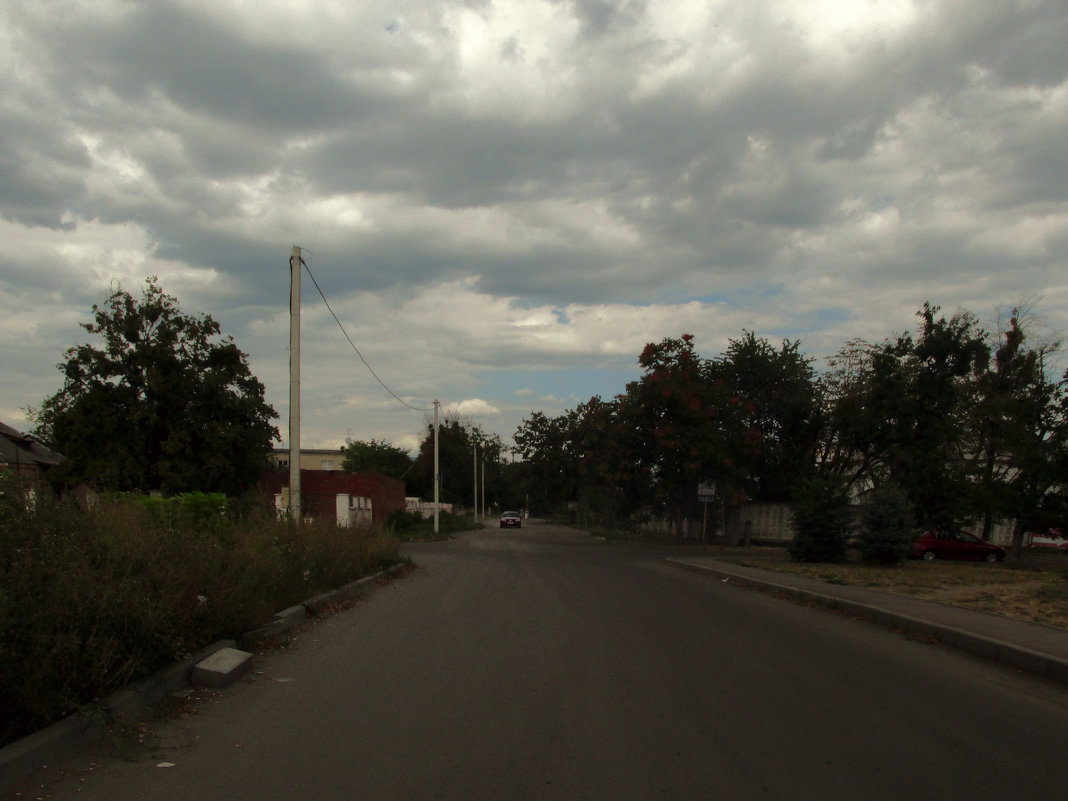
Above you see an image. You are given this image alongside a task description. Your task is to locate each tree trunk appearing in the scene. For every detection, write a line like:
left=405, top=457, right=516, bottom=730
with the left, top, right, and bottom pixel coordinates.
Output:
left=1011, top=518, right=1026, bottom=561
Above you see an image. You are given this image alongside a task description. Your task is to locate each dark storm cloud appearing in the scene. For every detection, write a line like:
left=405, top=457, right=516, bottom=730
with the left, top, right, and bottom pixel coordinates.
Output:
left=37, top=5, right=366, bottom=133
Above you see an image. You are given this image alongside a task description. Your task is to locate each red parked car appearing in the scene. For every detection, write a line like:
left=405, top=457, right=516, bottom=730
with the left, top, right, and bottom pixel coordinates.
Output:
left=909, top=529, right=1005, bottom=562
left=499, top=511, right=522, bottom=529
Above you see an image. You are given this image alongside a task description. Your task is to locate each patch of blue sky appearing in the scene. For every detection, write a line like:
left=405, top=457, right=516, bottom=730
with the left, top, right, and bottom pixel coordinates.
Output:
left=482, top=366, right=639, bottom=408
left=767, top=307, right=852, bottom=339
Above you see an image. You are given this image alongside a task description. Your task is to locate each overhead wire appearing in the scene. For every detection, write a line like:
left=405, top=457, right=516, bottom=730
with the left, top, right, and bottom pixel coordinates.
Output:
left=295, top=255, right=431, bottom=413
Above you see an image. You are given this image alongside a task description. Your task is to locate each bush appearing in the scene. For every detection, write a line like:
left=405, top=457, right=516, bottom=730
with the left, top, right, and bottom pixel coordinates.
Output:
left=0, top=474, right=401, bottom=748
left=856, top=483, right=915, bottom=564
left=385, top=508, right=429, bottom=536
left=788, top=472, right=852, bottom=563
left=386, top=508, right=479, bottom=539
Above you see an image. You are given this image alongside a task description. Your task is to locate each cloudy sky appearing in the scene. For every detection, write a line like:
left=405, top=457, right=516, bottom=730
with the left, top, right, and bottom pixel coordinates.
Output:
left=2, top=0, right=1067, bottom=455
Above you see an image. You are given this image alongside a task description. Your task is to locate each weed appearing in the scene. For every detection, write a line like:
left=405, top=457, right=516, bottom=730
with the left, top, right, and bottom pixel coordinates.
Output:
left=0, top=472, right=400, bottom=749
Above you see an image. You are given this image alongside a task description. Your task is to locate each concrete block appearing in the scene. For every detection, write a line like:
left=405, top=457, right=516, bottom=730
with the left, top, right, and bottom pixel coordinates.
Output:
left=273, top=604, right=307, bottom=624
left=191, top=647, right=253, bottom=688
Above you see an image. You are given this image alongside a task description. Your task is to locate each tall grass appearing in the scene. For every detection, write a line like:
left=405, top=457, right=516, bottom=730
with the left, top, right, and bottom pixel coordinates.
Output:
left=0, top=473, right=401, bottom=748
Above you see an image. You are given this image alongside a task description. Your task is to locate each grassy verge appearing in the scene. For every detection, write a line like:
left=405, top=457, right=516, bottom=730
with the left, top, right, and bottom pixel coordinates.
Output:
left=0, top=478, right=402, bottom=749
left=734, top=558, right=1068, bottom=630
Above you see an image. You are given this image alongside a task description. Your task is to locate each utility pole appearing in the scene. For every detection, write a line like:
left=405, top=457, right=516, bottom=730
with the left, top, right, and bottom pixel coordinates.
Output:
left=433, top=399, right=440, bottom=534
left=473, top=443, right=478, bottom=521
left=288, top=245, right=302, bottom=521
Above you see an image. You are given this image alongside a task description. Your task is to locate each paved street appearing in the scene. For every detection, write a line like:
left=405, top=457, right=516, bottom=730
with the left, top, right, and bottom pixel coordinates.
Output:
left=14, top=521, right=1068, bottom=800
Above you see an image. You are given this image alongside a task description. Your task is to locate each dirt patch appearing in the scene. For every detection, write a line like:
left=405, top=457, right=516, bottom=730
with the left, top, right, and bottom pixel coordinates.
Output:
left=734, top=559, right=1068, bottom=630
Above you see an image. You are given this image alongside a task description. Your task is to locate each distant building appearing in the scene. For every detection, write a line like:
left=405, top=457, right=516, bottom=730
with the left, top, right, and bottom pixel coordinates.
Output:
left=269, top=447, right=346, bottom=472
left=260, top=469, right=405, bottom=527
left=0, top=421, right=64, bottom=490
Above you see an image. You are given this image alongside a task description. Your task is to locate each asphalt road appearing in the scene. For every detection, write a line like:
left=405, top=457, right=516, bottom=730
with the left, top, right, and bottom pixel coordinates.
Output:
left=15, top=521, right=1068, bottom=800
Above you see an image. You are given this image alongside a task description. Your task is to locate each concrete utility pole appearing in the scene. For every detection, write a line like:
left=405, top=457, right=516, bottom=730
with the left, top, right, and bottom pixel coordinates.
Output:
left=288, top=245, right=302, bottom=521
left=433, top=399, right=440, bottom=534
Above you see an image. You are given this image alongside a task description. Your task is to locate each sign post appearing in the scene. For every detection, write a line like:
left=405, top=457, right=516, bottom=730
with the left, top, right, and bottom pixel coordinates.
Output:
left=698, top=482, right=717, bottom=543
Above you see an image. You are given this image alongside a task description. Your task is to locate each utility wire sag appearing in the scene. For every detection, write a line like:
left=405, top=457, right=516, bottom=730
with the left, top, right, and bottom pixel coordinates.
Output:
left=296, top=257, right=430, bottom=413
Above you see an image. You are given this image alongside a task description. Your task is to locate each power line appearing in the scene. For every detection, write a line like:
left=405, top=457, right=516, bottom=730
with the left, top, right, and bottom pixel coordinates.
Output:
left=298, top=257, right=431, bottom=413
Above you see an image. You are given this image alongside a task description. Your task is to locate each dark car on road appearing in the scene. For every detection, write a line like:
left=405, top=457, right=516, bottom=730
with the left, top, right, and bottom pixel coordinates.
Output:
left=909, top=529, right=1005, bottom=562
left=499, top=511, right=522, bottom=529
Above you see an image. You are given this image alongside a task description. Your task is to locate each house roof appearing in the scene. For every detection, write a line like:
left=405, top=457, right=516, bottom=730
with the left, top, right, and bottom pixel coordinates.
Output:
left=0, top=421, right=65, bottom=470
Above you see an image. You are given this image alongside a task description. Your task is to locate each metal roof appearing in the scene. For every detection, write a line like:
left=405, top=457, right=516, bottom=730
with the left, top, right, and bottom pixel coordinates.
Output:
left=0, top=421, right=65, bottom=469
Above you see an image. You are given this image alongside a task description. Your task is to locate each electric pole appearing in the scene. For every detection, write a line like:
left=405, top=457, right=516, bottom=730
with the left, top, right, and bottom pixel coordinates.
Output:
left=433, top=399, right=440, bottom=534
left=288, top=245, right=301, bottom=521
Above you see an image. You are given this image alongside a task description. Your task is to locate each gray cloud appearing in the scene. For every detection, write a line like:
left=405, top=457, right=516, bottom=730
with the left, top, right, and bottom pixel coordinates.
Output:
left=2, top=0, right=1066, bottom=447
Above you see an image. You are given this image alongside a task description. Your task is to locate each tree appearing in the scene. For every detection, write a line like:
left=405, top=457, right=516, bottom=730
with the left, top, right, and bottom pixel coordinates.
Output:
left=788, top=472, right=852, bottom=563
left=711, top=332, right=822, bottom=502
left=340, top=439, right=413, bottom=480
left=31, top=278, right=278, bottom=496
left=816, top=338, right=881, bottom=489
left=411, top=415, right=505, bottom=507
left=513, top=409, right=580, bottom=514
left=820, top=304, right=988, bottom=530
left=965, top=310, right=1067, bottom=552
left=614, top=334, right=734, bottom=540
left=856, top=482, right=915, bottom=564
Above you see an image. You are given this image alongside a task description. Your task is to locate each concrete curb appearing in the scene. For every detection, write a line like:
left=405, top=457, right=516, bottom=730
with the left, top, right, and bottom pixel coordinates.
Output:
left=666, top=558, right=1068, bottom=686
left=0, top=563, right=407, bottom=793
left=238, top=562, right=408, bottom=648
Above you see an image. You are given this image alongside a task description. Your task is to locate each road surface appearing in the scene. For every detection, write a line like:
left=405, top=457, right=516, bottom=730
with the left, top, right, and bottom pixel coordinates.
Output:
left=13, top=521, right=1068, bottom=800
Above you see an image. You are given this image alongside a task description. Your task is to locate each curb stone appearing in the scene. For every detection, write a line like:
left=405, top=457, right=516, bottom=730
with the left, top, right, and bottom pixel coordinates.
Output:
left=0, top=563, right=407, bottom=793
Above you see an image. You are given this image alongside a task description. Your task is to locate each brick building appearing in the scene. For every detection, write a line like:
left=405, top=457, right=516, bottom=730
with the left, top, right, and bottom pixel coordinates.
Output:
left=260, top=469, right=405, bottom=527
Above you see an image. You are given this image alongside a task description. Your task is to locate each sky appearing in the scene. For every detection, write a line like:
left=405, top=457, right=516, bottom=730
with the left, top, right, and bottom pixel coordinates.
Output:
left=2, top=0, right=1067, bottom=455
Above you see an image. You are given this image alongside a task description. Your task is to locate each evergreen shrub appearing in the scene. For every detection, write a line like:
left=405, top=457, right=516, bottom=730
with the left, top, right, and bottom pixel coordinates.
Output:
left=857, top=483, right=915, bottom=564
left=788, top=472, right=852, bottom=563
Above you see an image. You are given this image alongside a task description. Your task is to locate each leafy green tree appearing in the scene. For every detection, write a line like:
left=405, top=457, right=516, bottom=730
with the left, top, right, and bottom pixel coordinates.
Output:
left=31, top=279, right=278, bottom=496
left=411, top=416, right=505, bottom=507
left=711, top=332, right=822, bottom=502
left=820, top=304, right=988, bottom=531
left=965, top=311, right=1067, bottom=550
left=340, top=438, right=413, bottom=480
left=894, top=305, right=989, bottom=529
left=570, top=396, right=635, bottom=523
left=816, top=338, right=882, bottom=489
left=513, top=410, right=577, bottom=513
left=614, top=334, right=735, bottom=540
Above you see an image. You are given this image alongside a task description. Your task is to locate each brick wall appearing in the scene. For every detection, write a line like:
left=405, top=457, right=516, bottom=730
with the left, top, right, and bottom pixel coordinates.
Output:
left=260, top=469, right=405, bottom=525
